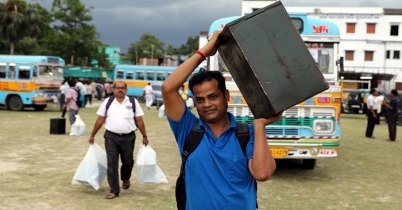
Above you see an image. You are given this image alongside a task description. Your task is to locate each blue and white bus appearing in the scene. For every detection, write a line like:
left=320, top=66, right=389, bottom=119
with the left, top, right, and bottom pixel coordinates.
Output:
left=0, top=55, right=65, bottom=111
left=113, top=65, right=199, bottom=98
left=206, top=13, right=343, bottom=169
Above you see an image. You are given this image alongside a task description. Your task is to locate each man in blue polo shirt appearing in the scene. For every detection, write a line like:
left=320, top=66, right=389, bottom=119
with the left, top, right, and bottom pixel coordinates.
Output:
left=162, top=30, right=281, bottom=209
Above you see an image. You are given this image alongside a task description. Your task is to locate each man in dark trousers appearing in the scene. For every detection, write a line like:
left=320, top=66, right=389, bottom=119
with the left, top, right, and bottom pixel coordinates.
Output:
left=88, top=81, right=149, bottom=199
left=383, top=89, right=400, bottom=141
left=365, top=89, right=378, bottom=138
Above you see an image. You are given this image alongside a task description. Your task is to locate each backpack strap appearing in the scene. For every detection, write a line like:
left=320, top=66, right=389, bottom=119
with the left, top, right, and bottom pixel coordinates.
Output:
left=235, top=122, right=258, bottom=209
left=235, top=122, right=250, bottom=156
left=104, top=95, right=115, bottom=117
left=128, top=97, right=136, bottom=114
left=129, top=97, right=138, bottom=126
left=182, top=120, right=204, bottom=162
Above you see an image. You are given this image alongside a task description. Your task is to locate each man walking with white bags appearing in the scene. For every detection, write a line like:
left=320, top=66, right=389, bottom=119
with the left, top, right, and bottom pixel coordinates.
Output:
left=88, top=81, right=150, bottom=199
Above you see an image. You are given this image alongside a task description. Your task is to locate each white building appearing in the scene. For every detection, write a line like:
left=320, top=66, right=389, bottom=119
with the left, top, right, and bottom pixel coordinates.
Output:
left=241, top=0, right=402, bottom=92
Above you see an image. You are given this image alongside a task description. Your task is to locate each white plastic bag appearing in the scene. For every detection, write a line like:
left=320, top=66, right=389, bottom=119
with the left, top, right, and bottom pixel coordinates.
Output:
left=70, top=115, right=86, bottom=136
left=158, top=105, right=166, bottom=118
left=72, top=143, right=107, bottom=190
left=186, top=98, right=194, bottom=108
left=136, top=145, right=168, bottom=184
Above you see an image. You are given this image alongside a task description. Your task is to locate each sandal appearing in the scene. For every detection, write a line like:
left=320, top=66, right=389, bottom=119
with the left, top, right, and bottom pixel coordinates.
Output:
left=105, top=193, right=119, bottom=199
left=122, top=180, right=130, bottom=190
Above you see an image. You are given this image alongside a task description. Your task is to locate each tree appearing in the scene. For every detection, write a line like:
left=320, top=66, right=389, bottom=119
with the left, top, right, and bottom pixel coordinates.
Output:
left=176, top=35, right=199, bottom=56
left=50, top=0, right=110, bottom=67
left=0, top=0, right=49, bottom=54
left=127, top=33, right=165, bottom=64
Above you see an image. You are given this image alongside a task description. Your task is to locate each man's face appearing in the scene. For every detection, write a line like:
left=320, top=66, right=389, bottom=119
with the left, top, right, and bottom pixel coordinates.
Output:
left=193, top=79, right=229, bottom=123
left=114, top=82, right=127, bottom=98
left=373, top=91, right=378, bottom=96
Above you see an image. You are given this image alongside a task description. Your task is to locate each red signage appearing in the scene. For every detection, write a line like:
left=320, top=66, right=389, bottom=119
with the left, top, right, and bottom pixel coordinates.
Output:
left=313, top=25, right=329, bottom=34
left=318, top=97, right=331, bottom=103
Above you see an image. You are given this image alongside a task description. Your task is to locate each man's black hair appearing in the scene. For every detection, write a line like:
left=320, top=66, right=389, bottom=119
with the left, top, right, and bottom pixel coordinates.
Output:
left=67, top=79, right=76, bottom=87
left=189, top=71, right=226, bottom=94
left=370, top=89, right=377, bottom=94
left=391, top=89, right=398, bottom=96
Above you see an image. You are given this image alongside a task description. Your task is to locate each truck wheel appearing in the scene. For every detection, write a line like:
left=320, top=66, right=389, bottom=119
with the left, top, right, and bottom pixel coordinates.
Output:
left=302, top=159, right=316, bottom=170
left=8, top=96, right=24, bottom=111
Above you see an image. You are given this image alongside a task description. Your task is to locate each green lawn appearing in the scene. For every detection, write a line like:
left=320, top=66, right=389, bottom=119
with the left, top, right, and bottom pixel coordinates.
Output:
left=0, top=103, right=401, bottom=210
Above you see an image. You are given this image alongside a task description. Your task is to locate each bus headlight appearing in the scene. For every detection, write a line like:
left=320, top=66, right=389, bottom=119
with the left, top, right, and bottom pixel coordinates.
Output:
left=313, top=120, right=334, bottom=134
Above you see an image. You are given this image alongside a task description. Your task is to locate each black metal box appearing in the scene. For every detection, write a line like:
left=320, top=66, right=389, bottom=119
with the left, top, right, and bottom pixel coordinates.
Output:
left=50, top=118, right=65, bottom=134
left=217, top=1, right=329, bottom=118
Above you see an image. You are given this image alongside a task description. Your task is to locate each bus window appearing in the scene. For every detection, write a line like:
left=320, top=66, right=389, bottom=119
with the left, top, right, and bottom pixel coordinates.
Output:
left=18, top=66, right=31, bottom=80
left=146, top=71, right=155, bottom=81
left=8, top=63, right=16, bottom=79
left=167, top=72, right=172, bottom=78
left=0, top=63, right=6, bottom=78
left=116, top=70, right=124, bottom=79
left=136, top=71, right=145, bottom=80
left=33, top=66, right=38, bottom=77
left=53, top=66, right=63, bottom=75
left=156, top=71, right=165, bottom=81
left=126, top=71, right=133, bottom=79
left=39, top=65, right=53, bottom=76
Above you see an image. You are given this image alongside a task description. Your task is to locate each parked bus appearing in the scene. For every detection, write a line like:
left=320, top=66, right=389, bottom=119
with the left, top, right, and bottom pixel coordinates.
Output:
left=0, top=55, right=65, bottom=111
left=113, top=65, right=199, bottom=99
left=206, top=14, right=343, bottom=169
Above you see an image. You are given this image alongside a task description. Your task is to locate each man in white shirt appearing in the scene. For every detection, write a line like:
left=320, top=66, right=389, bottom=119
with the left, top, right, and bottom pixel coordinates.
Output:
left=143, top=83, right=154, bottom=109
left=365, top=89, right=378, bottom=138
left=88, top=81, right=150, bottom=199
left=375, top=92, right=384, bottom=125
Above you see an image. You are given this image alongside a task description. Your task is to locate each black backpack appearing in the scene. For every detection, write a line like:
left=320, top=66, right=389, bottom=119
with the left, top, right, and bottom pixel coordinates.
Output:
left=175, top=121, right=258, bottom=210
left=105, top=96, right=137, bottom=125
left=72, top=88, right=83, bottom=107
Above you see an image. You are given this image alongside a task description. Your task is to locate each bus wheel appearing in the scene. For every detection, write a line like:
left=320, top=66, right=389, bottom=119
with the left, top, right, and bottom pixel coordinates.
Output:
left=302, top=159, right=316, bottom=170
left=33, top=105, right=47, bottom=111
left=8, top=96, right=24, bottom=111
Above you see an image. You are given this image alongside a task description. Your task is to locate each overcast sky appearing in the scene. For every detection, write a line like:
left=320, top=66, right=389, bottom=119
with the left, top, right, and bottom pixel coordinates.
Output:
left=28, top=0, right=402, bottom=53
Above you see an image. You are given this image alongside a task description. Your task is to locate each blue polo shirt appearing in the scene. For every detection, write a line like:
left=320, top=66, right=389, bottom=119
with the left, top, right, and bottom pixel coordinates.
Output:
left=168, top=108, right=257, bottom=210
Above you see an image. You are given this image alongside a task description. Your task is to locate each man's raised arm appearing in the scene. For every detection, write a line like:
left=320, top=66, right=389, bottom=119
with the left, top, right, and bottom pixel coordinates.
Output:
left=162, top=31, right=221, bottom=121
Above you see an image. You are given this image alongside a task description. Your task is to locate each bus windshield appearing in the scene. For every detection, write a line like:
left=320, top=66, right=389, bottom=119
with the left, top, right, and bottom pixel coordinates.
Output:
left=307, top=47, right=334, bottom=74
left=38, top=65, right=63, bottom=78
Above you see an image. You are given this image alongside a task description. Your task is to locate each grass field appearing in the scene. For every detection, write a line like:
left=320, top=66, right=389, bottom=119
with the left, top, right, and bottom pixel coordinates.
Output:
left=0, top=101, right=401, bottom=210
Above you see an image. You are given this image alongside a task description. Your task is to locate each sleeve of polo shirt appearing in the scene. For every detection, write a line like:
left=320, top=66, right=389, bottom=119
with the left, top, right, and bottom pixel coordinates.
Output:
left=245, top=124, right=255, bottom=160
left=167, top=108, right=198, bottom=153
left=133, top=98, right=144, bottom=117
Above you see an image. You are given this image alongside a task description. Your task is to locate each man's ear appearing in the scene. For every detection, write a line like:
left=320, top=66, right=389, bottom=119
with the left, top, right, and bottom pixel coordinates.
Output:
left=225, top=89, right=230, bottom=102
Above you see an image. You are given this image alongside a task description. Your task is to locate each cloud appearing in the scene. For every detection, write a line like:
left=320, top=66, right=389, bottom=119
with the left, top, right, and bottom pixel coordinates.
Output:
left=27, top=0, right=402, bottom=53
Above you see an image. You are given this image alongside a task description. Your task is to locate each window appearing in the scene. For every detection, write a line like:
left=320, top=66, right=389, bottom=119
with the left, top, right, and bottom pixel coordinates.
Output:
left=0, top=63, right=6, bottom=78
left=386, top=50, right=391, bottom=59
left=18, top=66, right=31, bottom=80
left=346, top=23, right=356, bottom=33
left=364, top=51, right=374, bottom=61
left=8, top=64, right=16, bottom=79
left=135, top=71, right=144, bottom=80
left=394, top=50, right=400, bottom=59
left=345, top=51, right=354, bottom=61
left=390, top=25, right=399, bottom=36
left=366, top=23, right=376, bottom=34
left=116, top=70, right=124, bottom=79
left=126, top=71, right=133, bottom=79
left=146, top=71, right=155, bottom=81
left=156, top=71, right=166, bottom=81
